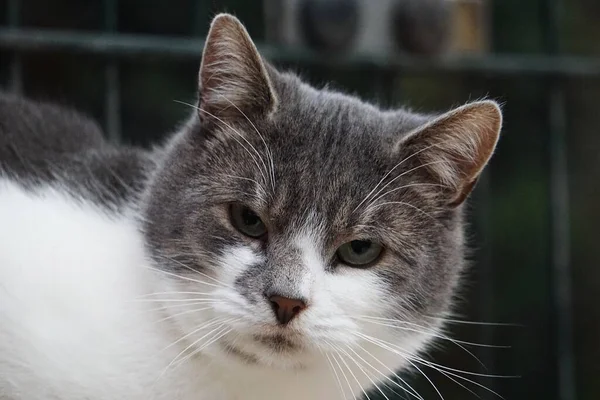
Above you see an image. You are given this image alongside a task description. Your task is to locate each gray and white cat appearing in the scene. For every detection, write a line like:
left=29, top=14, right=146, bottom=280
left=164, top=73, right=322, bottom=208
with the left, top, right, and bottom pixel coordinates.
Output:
left=0, top=14, right=502, bottom=400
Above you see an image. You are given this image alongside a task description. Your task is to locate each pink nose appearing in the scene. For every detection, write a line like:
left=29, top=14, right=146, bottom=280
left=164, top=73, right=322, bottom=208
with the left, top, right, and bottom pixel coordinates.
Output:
left=269, top=295, right=307, bottom=325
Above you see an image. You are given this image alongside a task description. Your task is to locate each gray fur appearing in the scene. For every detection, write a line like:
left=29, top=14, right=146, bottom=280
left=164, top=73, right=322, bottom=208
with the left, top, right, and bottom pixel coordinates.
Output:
left=0, top=93, right=156, bottom=210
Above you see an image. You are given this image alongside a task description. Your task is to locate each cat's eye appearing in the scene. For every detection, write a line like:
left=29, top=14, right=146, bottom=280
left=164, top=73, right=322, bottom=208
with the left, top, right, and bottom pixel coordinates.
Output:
left=336, top=240, right=383, bottom=267
left=229, top=204, right=267, bottom=239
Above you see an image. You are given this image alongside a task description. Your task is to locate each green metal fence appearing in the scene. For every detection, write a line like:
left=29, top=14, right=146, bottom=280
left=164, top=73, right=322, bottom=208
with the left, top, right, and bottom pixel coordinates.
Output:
left=1, top=0, right=592, bottom=399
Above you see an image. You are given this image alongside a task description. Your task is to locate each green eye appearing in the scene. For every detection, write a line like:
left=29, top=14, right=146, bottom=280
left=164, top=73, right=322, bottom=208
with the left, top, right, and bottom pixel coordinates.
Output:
left=336, top=240, right=383, bottom=267
left=229, top=204, right=267, bottom=239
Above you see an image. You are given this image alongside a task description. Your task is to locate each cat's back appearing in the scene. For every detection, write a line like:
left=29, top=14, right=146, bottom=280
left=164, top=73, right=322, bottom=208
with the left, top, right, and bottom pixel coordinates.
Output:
left=0, top=92, right=156, bottom=208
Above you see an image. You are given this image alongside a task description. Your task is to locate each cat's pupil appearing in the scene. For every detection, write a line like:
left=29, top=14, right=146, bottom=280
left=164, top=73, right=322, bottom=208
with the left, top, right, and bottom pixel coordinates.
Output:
left=350, top=240, right=371, bottom=254
left=242, top=208, right=260, bottom=226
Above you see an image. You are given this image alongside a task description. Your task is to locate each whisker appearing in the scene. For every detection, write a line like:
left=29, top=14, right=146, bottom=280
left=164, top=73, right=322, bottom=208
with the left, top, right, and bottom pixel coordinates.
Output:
left=139, top=300, right=223, bottom=313
left=221, top=174, right=269, bottom=199
left=154, top=319, right=227, bottom=383
left=368, top=182, right=447, bottom=207
left=411, top=362, right=446, bottom=400
left=334, top=343, right=391, bottom=400
left=138, top=291, right=220, bottom=298
left=215, top=93, right=276, bottom=192
left=220, top=174, right=263, bottom=186
left=154, top=306, right=216, bottom=324
left=363, top=160, right=448, bottom=213
left=155, top=254, right=232, bottom=289
left=134, top=298, right=221, bottom=303
left=366, top=201, right=437, bottom=220
left=175, top=100, right=270, bottom=196
left=354, top=315, right=507, bottom=372
left=429, top=368, right=482, bottom=399
left=332, top=352, right=372, bottom=400
left=174, top=326, right=232, bottom=368
left=162, top=317, right=228, bottom=353
left=351, top=340, right=424, bottom=400
left=419, top=358, right=517, bottom=380
left=378, top=380, right=411, bottom=400
left=354, top=332, right=445, bottom=400
left=357, top=315, right=510, bottom=348
left=353, top=140, right=453, bottom=213
left=357, top=332, right=517, bottom=379
left=355, top=322, right=480, bottom=397
left=425, top=316, right=521, bottom=327
left=355, top=331, right=513, bottom=399
left=142, top=265, right=224, bottom=288
left=162, top=319, right=231, bottom=375
left=416, top=361, right=505, bottom=399
left=324, top=352, right=348, bottom=400
left=330, top=349, right=357, bottom=400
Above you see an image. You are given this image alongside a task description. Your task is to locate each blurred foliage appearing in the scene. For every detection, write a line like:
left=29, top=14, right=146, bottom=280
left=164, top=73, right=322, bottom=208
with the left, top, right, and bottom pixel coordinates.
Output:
left=1, top=0, right=599, bottom=399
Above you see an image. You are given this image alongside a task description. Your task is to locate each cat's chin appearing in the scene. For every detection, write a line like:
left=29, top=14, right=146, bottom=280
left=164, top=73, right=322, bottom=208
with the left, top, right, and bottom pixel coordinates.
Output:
left=214, top=333, right=315, bottom=370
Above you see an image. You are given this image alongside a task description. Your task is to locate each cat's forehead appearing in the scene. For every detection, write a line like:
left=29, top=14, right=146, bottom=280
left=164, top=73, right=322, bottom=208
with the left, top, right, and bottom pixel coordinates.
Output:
left=273, top=78, right=425, bottom=138
left=264, top=88, right=422, bottom=184
left=267, top=104, right=384, bottom=202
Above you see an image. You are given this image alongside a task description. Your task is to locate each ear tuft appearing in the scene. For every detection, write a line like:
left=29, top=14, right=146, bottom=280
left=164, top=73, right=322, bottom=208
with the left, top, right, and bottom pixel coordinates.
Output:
left=199, top=14, right=277, bottom=119
left=399, top=100, right=502, bottom=206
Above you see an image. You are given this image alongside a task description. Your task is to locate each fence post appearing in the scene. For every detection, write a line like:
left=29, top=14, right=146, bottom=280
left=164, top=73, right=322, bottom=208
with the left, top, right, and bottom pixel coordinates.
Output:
left=104, top=0, right=121, bottom=142
left=7, top=0, right=22, bottom=93
left=542, top=1, right=576, bottom=399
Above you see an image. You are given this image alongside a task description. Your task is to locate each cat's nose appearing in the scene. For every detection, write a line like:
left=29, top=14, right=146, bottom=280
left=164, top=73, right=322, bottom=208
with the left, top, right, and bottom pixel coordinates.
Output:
left=268, top=295, right=307, bottom=325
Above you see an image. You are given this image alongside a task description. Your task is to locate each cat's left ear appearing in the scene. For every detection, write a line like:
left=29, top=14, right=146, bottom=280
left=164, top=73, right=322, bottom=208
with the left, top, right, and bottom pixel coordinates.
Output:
left=198, top=14, right=277, bottom=120
left=397, top=100, right=502, bottom=207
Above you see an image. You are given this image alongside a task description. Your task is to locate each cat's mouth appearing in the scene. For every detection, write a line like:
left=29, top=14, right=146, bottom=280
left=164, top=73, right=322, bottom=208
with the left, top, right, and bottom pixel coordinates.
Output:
left=252, top=333, right=301, bottom=351
left=220, top=341, right=262, bottom=365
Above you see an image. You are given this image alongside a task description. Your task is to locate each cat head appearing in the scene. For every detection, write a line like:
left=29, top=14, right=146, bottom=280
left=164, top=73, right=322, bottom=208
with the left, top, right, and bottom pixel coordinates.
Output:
left=142, top=14, right=501, bottom=372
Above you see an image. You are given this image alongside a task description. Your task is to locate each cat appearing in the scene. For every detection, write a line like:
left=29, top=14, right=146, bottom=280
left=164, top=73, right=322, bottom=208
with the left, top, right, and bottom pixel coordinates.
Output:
left=0, top=13, right=502, bottom=400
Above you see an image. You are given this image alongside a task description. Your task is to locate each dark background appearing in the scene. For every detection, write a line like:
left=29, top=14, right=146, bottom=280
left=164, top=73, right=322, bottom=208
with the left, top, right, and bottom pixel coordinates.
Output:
left=1, top=1, right=599, bottom=399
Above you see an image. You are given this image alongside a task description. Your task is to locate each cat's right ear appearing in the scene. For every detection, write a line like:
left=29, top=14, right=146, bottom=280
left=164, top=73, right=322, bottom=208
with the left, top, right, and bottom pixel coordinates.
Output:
left=395, top=100, right=502, bottom=207
left=198, top=14, right=278, bottom=121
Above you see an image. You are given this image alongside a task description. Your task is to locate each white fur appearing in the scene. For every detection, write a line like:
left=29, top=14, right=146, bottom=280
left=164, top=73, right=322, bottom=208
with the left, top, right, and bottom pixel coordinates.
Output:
left=0, top=179, right=438, bottom=399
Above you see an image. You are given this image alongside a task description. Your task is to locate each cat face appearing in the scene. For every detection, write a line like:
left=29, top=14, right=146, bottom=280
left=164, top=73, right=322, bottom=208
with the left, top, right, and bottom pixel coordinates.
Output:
left=142, top=15, right=501, bottom=371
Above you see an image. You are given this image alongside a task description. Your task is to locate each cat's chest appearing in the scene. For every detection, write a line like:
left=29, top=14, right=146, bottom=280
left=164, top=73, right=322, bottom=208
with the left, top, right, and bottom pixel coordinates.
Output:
left=179, top=363, right=345, bottom=400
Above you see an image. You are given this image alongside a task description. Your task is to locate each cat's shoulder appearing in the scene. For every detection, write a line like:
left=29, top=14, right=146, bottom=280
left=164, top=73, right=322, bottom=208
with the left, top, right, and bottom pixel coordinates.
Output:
left=0, top=92, right=156, bottom=209
left=0, top=91, right=106, bottom=156
left=0, top=91, right=106, bottom=180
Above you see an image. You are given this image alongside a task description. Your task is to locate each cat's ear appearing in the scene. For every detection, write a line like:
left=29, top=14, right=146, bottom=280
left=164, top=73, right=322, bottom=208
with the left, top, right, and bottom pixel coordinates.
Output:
left=397, top=100, right=502, bottom=207
left=198, top=14, right=277, bottom=120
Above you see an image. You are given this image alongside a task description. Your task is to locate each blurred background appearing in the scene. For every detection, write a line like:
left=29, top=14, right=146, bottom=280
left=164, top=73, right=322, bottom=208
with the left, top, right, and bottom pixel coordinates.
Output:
left=0, top=0, right=598, bottom=399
